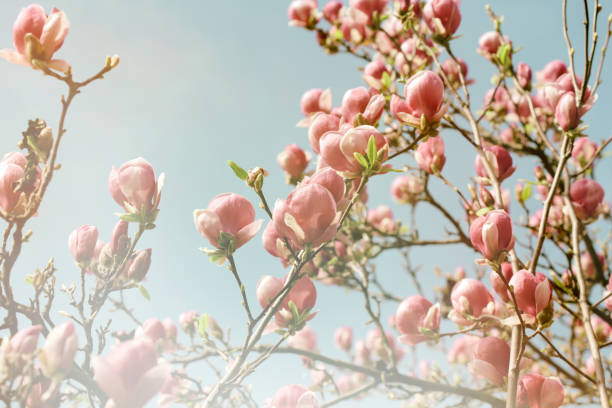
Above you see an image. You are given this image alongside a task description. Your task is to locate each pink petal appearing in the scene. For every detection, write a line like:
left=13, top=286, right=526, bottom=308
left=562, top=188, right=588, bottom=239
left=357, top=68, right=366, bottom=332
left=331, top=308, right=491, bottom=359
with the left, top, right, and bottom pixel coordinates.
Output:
left=0, top=49, right=29, bottom=66
left=235, top=219, right=263, bottom=248
left=92, top=356, right=127, bottom=404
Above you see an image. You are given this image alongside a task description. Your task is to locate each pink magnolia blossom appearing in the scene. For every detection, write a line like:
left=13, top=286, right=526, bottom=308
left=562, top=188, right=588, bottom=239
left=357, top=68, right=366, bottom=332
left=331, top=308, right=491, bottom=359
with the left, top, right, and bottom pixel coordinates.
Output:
left=354, top=339, right=370, bottom=364
left=477, top=31, right=505, bottom=57
left=135, top=318, right=167, bottom=343
left=308, top=113, right=340, bottom=154
left=256, top=275, right=284, bottom=308
left=574, top=251, right=607, bottom=279
left=109, top=220, right=129, bottom=258
left=339, top=10, right=369, bottom=44
left=554, top=92, right=579, bottom=131
left=93, top=339, right=170, bottom=408
left=490, top=262, right=513, bottom=302
left=272, top=184, right=338, bottom=248
left=2, top=325, right=41, bottom=356
left=288, top=326, right=318, bottom=351
left=391, top=175, right=424, bottom=204
left=366, top=205, right=395, bottom=233
left=267, top=384, right=318, bottom=408
left=300, top=88, right=332, bottom=117
left=517, top=374, right=564, bottom=408
left=275, top=275, right=317, bottom=327
left=319, top=125, right=387, bottom=177
left=516, top=63, right=532, bottom=89
left=0, top=161, right=25, bottom=213
left=423, top=0, right=462, bottom=37
left=447, top=335, right=479, bottom=364
left=469, top=336, right=510, bottom=386
left=363, top=60, right=390, bottom=89
left=39, top=322, right=78, bottom=378
left=340, top=87, right=384, bottom=125
left=508, top=270, right=552, bottom=319
left=288, top=1, right=320, bottom=28
left=349, top=0, right=388, bottom=24
left=262, top=222, right=294, bottom=264
left=68, top=225, right=99, bottom=263
left=395, top=295, right=440, bottom=345
left=178, top=310, right=198, bottom=335
left=162, top=319, right=177, bottom=342
left=442, top=57, right=473, bottom=84
left=415, top=135, right=446, bottom=174
left=194, top=193, right=262, bottom=250
left=570, top=178, right=604, bottom=219
left=125, top=248, right=152, bottom=281
left=109, top=158, right=164, bottom=214
left=366, top=328, right=403, bottom=362
left=571, top=137, right=597, bottom=169
left=278, top=145, right=310, bottom=178
left=301, top=167, right=346, bottom=207
left=322, top=1, right=343, bottom=23
left=536, top=60, right=567, bottom=84
left=483, top=86, right=513, bottom=113
left=469, top=210, right=514, bottom=261
left=475, top=145, right=516, bottom=183
left=0, top=5, right=70, bottom=72
left=334, top=326, right=353, bottom=351
left=394, top=38, right=433, bottom=75
left=449, top=279, right=494, bottom=326
left=394, top=70, right=447, bottom=127
left=591, top=315, right=611, bottom=342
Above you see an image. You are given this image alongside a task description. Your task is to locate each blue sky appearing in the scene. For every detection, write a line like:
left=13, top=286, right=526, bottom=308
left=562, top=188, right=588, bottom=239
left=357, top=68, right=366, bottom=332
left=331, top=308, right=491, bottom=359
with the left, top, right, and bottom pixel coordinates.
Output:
left=0, top=1, right=610, bottom=406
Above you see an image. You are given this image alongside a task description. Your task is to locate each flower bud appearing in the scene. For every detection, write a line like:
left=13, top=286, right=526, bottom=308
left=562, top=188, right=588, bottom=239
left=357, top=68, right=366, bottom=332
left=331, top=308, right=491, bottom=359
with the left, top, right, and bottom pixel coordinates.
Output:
left=3, top=325, right=41, bottom=356
left=340, top=87, right=384, bottom=125
left=277, top=144, right=310, bottom=179
left=469, top=336, right=510, bottom=386
left=126, top=248, right=152, bottom=281
left=109, top=157, right=164, bottom=215
left=571, top=137, right=597, bottom=169
left=508, top=270, right=552, bottom=320
left=135, top=318, right=166, bottom=343
left=415, top=135, right=446, bottom=174
left=423, top=0, right=461, bottom=37
left=570, top=178, right=604, bottom=220
left=366, top=205, right=395, bottom=233
left=517, top=374, right=564, bottom=408
left=323, top=1, right=343, bottom=23
left=391, top=175, right=424, bottom=204
left=469, top=210, right=514, bottom=261
left=349, top=0, right=388, bottom=25
left=490, top=263, right=513, bottom=302
left=442, top=57, right=471, bottom=84
left=396, top=71, right=446, bottom=127
left=194, top=193, right=263, bottom=251
left=516, top=62, right=532, bottom=89
left=39, top=322, right=78, bottom=378
left=395, top=295, right=440, bottom=345
left=334, top=326, right=353, bottom=351
left=477, top=31, right=504, bottom=57
left=162, top=319, right=177, bottom=342
left=109, top=220, right=129, bottom=259
left=301, top=88, right=332, bottom=117
left=536, top=60, right=567, bottom=84
left=0, top=162, right=25, bottom=213
left=256, top=275, right=283, bottom=308
left=275, top=275, right=317, bottom=328
left=474, top=145, right=516, bottom=183
left=288, top=0, right=320, bottom=28
left=178, top=311, right=198, bottom=335
left=554, top=92, right=579, bottom=131
left=574, top=251, right=607, bottom=279
left=363, top=60, right=390, bottom=89
left=449, top=279, right=494, bottom=325
left=68, top=225, right=99, bottom=263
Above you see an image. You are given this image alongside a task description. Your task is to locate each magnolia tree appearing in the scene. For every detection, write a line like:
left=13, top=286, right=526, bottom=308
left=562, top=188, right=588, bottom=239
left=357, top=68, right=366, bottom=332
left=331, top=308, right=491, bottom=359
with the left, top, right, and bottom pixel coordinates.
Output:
left=1, top=1, right=612, bottom=407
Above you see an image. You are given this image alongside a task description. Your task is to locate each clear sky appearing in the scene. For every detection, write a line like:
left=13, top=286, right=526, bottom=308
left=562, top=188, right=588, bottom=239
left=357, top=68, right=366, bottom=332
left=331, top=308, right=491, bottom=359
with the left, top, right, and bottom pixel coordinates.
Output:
left=0, top=1, right=610, bottom=406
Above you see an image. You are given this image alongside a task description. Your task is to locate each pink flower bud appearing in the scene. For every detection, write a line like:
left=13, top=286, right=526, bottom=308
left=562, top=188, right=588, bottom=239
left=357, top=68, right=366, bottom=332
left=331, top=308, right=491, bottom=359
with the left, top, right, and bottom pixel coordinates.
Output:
left=517, top=374, right=564, bottom=408
left=4, top=325, right=41, bottom=355
left=40, top=322, right=78, bottom=378
left=574, top=251, right=607, bottom=279
left=415, top=135, right=446, bottom=174
left=109, top=220, right=129, bottom=259
left=135, top=318, right=166, bottom=343
left=508, top=270, right=552, bottom=318
left=340, top=14, right=368, bottom=44
left=276, top=275, right=317, bottom=327
left=256, top=275, right=284, bottom=308
left=483, top=86, right=513, bottom=112
left=262, top=222, right=294, bottom=264
left=397, top=0, right=421, bottom=14
left=447, top=335, right=479, bottom=364
left=273, top=184, right=338, bottom=248
left=591, top=315, right=611, bottom=342
left=470, top=336, right=510, bottom=386
left=454, top=266, right=467, bottom=280
left=423, top=0, right=461, bottom=37
left=126, top=248, right=152, bottom=281
left=469, top=210, right=514, bottom=261
left=449, top=279, right=494, bottom=325
left=340, top=87, right=384, bottom=125
left=442, top=57, right=471, bottom=84
left=391, top=175, right=424, bottom=204
left=478, top=31, right=504, bottom=57
left=363, top=60, right=389, bottom=89
left=194, top=193, right=262, bottom=250
left=288, top=0, right=320, bottom=28
left=68, top=225, right=99, bottom=263
left=268, top=384, right=318, bottom=408
left=0, top=162, right=25, bottom=213
left=394, top=38, right=432, bottom=75
left=571, top=137, right=597, bottom=169
left=475, top=145, right=516, bottom=183
left=278, top=145, right=310, bottom=178
left=109, top=158, right=164, bottom=214
left=354, top=339, right=370, bottom=364
left=536, top=60, right=567, bottom=84
left=554, top=92, right=579, bottom=131
left=0, top=5, right=70, bottom=72
left=366, top=205, right=395, bottom=233
left=397, top=70, right=446, bottom=126
left=395, top=295, right=440, bottom=345
left=301, top=88, right=332, bottom=116
left=490, top=262, right=513, bottom=302
left=93, top=339, right=170, bottom=408
left=349, top=0, right=388, bottom=25
left=365, top=328, right=402, bottom=362
left=516, top=63, right=532, bottom=89
left=288, top=325, right=318, bottom=351
left=334, top=326, right=353, bottom=351
left=570, top=178, right=604, bottom=219
left=308, top=113, right=340, bottom=154
left=323, top=1, right=343, bottom=23
left=178, top=311, right=198, bottom=335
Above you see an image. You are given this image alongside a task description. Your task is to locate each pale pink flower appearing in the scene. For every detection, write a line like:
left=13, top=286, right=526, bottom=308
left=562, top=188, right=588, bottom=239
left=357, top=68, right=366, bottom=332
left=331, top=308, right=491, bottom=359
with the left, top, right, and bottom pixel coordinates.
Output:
left=415, top=135, right=446, bottom=174
left=423, top=0, right=461, bottom=37
left=267, top=384, right=319, bottom=408
left=0, top=161, right=25, bottom=213
left=275, top=275, right=317, bottom=327
left=363, top=60, right=390, bottom=89
left=256, top=275, right=284, bottom=308
left=474, top=145, right=516, bottom=183
left=570, top=178, right=604, bottom=220
left=178, top=310, right=198, bottom=335
left=334, top=326, right=353, bottom=351
left=366, top=205, right=395, bottom=233
left=490, top=262, right=513, bottom=302
left=125, top=248, right=152, bottom=281
left=288, top=0, right=320, bottom=28
left=278, top=145, right=310, bottom=179
left=469, top=336, right=510, bottom=386
left=135, top=318, right=166, bottom=343
left=308, top=113, right=340, bottom=154
left=517, top=374, right=564, bottom=408
left=469, top=210, right=514, bottom=261
left=68, top=225, right=99, bottom=263
left=391, top=175, right=424, bottom=204
left=516, top=63, right=532, bottom=89
left=449, top=279, right=494, bottom=326
left=109, top=158, right=164, bottom=214
left=571, top=137, right=597, bottom=169
left=39, top=322, right=78, bottom=378
left=554, top=92, right=578, bottom=131
left=323, top=1, right=343, bottom=23
left=447, top=335, right=479, bottom=364
left=508, top=270, right=552, bottom=319
left=395, top=71, right=447, bottom=127
left=288, top=326, right=318, bottom=351
left=477, top=31, right=505, bottom=57
left=2, top=325, right=41, bottom=356
left=340, top=87, right=384, bottom=125
left=536, top=60, right=567, bottom=84
left=349, top=0, right=388, bottom=24
left=395, top=295, right=440, bottom=345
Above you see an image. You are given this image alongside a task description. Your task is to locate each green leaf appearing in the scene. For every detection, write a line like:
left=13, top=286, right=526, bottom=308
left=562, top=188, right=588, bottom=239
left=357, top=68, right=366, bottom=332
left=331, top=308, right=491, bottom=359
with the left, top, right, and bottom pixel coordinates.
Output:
left=138, top=284, right=151, bottom=301
left=476, top=206, right=493, bottom=216
left=520, top=183, right=532, bottom=202
left=381, top=71, right=391, bottom=89
left=116, top=212, right=142, bottom=223
left=333, top=29, right=343, bottom=41
left=288, top=300, right=300, bottom=322
left=496, top=43, right=511, bottom=66
left=24, top=275, right=33, bottom=285
left=228, top=160, right=248, bottom=181
left=198, top=313, right=210, bottom=337
left=367, top=135, right=377, bottom=164
left=353, top=152, right=369, bottom=169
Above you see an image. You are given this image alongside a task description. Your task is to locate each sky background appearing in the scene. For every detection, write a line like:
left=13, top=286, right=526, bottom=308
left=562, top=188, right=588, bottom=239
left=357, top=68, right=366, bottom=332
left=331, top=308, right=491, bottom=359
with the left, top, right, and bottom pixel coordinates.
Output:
left=0, top=1, right=610, bottom=406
